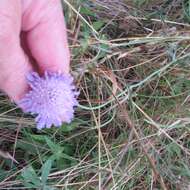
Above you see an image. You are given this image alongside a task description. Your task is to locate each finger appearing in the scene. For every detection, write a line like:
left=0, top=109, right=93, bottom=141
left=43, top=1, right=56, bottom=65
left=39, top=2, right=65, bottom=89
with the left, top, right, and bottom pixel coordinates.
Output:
left=0, top=0, right=32, bottom=102
left=21, top=0, right=70, bottom=74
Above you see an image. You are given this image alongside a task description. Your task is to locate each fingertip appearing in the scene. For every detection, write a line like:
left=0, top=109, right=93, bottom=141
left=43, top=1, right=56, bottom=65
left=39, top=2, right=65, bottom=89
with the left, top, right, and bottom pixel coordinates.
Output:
left=22, top=0, right=70, bottom=75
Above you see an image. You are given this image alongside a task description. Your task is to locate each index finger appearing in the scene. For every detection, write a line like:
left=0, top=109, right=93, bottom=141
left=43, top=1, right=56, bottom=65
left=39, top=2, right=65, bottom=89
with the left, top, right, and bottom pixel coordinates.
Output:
left=22, top=0, right=70, bottom=74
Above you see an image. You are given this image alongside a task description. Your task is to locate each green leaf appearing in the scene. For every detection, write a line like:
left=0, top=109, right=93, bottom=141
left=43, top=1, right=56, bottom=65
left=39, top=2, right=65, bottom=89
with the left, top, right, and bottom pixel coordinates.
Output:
left=45, top=137, right=62, bottom=153
left=61, top=122, right=79, bottom=132
left=92, top=21, right=105, bottom=31
left=43, top=186, right=58, bottom=190
left=31, top=134, right=47, bottom=142
left=41, top=159, right=52, bottom=185
left=182, top=163, right=190, bottom=177
left=167, top=143, right=181, bottom=157
left=80, top=7, right=95, bottom=16
left=183, top=0, right=190, bottom=22
left=22, top=166, right=41, bottom=187
left=16, top=142, right=37, bottom=156
left=45, top=137, right=63, bottom=159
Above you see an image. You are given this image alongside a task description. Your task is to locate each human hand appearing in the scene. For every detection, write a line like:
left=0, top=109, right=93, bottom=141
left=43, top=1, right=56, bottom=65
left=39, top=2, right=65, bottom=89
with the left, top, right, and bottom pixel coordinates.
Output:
left=0, top=0, right=70, bottom=102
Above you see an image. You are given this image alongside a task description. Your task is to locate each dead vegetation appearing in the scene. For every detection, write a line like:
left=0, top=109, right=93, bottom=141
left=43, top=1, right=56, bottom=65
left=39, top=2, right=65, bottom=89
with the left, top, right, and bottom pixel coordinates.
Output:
left=0, top=0, right=190, bottom=189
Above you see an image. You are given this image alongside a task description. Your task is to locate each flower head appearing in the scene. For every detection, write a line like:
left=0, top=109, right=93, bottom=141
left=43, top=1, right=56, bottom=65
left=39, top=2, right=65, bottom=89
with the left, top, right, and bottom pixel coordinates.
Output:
left=19, top=72, right=79, bottom=129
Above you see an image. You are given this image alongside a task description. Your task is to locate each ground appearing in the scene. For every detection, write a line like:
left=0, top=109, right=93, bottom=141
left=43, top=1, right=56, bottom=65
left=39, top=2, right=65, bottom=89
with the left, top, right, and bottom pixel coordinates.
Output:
left=0, top=0, right=190, bottom=189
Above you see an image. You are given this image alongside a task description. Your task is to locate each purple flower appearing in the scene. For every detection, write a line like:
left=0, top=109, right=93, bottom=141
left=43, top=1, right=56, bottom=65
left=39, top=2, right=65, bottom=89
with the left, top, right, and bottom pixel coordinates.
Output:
left=19, top=72, right=79, bottom=129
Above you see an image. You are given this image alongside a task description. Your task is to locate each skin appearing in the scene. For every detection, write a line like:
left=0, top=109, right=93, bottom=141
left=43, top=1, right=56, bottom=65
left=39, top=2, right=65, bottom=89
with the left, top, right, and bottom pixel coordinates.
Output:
left=0, top=0, right=70, bottom=102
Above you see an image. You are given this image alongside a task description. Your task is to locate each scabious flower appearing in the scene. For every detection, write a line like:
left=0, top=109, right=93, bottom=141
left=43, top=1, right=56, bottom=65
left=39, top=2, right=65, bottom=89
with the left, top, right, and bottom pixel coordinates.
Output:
left=19, top=71, right=79, bottom=129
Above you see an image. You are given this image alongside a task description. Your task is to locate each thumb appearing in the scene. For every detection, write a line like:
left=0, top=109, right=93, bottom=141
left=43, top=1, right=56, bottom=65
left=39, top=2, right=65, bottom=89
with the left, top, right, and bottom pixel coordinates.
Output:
left=0, top=0, right=32, bottom=102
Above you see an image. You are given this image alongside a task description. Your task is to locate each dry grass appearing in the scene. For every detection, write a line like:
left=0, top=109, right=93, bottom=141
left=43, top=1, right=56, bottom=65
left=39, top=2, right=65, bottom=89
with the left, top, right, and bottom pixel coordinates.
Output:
left=0, top=0, right=190, bottom=189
